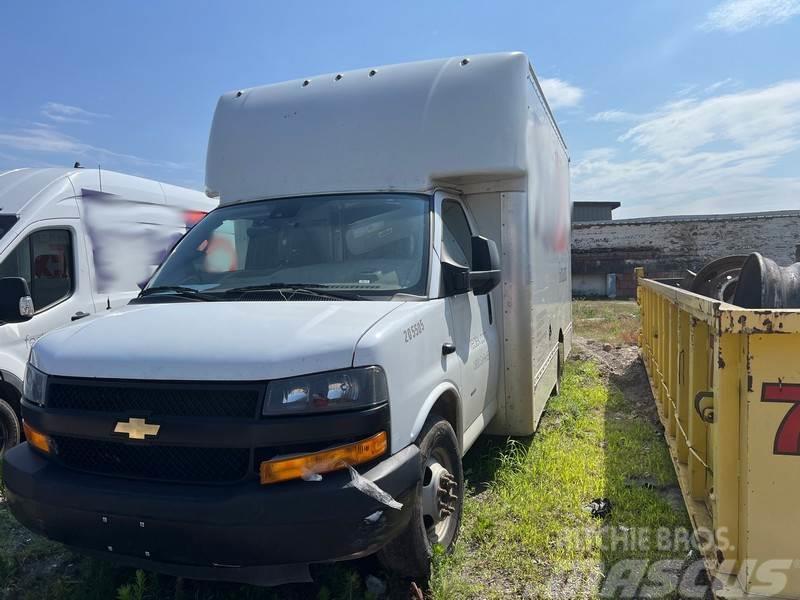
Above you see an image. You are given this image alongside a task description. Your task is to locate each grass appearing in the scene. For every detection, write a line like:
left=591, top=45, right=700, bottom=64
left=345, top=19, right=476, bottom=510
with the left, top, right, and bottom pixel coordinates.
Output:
left=573, top=299, right=640, bottom=346
left=429, top=359, right=689, bottom=599
left=0, top=301, right=690, bottom=599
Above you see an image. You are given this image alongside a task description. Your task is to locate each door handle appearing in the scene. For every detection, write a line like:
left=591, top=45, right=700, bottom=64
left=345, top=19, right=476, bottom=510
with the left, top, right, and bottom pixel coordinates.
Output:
left=442, top=342, right=456, bottom=356
left=71, top=311, right=90, bottom=321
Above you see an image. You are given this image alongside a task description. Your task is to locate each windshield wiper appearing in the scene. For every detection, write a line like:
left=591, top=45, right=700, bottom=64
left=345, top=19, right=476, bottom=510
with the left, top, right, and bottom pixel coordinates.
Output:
left=221, top=283, right=367, bottom=301
left=139, top=285, right=218, bottom=301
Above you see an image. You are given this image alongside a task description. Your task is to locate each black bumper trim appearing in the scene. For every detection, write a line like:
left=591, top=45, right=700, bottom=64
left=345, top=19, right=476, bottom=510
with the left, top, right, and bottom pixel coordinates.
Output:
left=22, top=402, right=390, bottom=448
left=3, top=443, right=420, bottom=578
left=79, top=551, right=314, bottom=587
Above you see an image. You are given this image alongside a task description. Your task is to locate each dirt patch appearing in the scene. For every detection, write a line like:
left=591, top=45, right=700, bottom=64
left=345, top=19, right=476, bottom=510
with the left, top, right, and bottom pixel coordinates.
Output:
left=571, top=336, right=661, bottom=428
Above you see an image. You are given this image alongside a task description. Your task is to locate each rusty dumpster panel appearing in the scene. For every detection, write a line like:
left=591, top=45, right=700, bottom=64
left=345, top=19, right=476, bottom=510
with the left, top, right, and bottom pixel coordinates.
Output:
left=638, top=273, right=800, bottom=599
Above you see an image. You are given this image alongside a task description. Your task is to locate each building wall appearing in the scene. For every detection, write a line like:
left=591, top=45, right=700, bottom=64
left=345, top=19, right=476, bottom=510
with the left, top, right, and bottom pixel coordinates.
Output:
left=571, top=211, right=800, bottom=298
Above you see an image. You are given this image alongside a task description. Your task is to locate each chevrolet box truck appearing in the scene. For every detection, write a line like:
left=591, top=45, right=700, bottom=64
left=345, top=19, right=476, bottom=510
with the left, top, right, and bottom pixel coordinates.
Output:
left=4, top=52, right=572, bottom=584
left=0, top=168, right=216, bottom=457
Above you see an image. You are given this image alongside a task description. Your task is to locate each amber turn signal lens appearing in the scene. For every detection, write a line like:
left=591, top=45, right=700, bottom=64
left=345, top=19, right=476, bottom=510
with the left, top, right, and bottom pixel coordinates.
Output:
left=260, top=431, right=387, bottom=485
left=23, top=421, right=51, bottom=454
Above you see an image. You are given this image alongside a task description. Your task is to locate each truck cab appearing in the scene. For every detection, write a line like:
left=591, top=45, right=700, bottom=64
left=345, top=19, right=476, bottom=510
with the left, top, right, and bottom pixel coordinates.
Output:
left=4, top=52, right=572, bottom=584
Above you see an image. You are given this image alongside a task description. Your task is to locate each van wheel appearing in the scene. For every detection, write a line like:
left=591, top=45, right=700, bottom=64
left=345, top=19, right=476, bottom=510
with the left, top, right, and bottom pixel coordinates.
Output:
left=551, top=341, right=565, bottom=397
left=0, top=398, right=20, bottom=457
left=378, top=415, right=463, bottom=578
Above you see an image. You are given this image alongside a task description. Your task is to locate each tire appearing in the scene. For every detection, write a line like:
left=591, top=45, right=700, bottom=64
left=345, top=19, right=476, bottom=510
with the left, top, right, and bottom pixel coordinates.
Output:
left=378, top=415, right=464, bottom=578
left=551, top=341, right=564, bottom=397
left=0, top=397, right=21, bottom=458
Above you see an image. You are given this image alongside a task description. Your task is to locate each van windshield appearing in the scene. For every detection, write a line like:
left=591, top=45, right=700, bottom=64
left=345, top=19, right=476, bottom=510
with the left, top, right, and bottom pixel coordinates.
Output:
left=147, top=194, right=430, bottom=299
left=0, top=215, right=18, bottom=242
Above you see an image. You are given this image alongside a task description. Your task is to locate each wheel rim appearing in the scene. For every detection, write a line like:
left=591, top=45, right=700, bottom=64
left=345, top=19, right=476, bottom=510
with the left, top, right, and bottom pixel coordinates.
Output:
left=421, top=447, right=459, bottom=545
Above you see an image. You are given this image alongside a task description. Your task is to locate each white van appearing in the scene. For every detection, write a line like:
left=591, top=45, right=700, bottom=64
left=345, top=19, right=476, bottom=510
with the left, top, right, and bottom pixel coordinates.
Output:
left=4, top=53, right=572, bottom=584
left=0, top=168, right=216, bottom=455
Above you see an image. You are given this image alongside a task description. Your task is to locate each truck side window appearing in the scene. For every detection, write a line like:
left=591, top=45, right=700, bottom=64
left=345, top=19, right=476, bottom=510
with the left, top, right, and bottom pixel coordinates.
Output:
left=441, top=200, right=473, bottom=268
left=0, top=229, right=73, bottom=311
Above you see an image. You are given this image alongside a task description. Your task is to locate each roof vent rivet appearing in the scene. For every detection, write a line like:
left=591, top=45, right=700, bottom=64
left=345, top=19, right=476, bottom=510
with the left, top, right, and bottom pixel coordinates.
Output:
left=369, top=69, right=377, bottom=77
left=461, top=58, right=470, bottom=66
left=302, top=79, right=310, bottom=87
left=335, top=74, right=343, bottom=81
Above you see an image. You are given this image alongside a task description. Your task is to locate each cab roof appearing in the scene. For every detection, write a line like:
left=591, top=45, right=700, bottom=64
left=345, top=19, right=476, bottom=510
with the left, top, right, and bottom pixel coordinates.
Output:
left=0, top=168, right=76, bottom=215
left=0, top=167, right=216, bottom=216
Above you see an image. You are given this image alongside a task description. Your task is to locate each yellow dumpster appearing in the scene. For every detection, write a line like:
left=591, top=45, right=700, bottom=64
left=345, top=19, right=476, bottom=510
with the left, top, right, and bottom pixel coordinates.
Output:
left=637, top=268, right=800, bottom=599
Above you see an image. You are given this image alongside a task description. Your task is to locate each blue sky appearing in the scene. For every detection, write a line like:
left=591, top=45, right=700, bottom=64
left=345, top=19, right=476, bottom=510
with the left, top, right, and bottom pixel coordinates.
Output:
left=1, top=0, right=799, bottom=218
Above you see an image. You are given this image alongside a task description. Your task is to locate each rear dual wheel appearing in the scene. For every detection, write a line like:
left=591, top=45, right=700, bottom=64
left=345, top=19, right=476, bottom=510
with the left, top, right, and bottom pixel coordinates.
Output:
left=378, top=415, right=463, bottom=578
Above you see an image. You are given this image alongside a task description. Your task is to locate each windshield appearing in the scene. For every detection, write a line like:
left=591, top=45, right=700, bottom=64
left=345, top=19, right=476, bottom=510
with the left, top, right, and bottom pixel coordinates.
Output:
left=0, top=215, right=18, bottom=243
left=148, top=193, right=430, bottom=298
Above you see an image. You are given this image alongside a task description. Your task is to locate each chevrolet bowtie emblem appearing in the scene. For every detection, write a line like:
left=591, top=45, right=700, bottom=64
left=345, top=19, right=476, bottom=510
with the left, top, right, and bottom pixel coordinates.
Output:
left=114, top=417, right=160, bottom=440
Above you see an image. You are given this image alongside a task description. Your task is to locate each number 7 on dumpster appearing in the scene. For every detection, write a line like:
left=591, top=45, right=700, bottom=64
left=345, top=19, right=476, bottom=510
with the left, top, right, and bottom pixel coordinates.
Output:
left=762, top=382, right=800, bottom=455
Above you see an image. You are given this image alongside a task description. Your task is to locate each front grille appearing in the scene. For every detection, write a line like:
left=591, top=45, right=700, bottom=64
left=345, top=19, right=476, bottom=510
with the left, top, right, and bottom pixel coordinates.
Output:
left=52, top=436, right=250, bottom=483
left=47, top=381, right=262, bottom=418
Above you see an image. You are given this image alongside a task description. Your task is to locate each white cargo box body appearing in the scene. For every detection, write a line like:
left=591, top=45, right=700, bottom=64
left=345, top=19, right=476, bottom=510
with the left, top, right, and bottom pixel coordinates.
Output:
left=208, top=52, right=553, bottom=200
left=207, top=52, right=572, bottom=436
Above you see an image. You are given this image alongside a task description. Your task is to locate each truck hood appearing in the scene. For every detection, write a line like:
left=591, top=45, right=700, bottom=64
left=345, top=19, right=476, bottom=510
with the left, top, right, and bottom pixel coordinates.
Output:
left=31, top=301, right=404, bottom=380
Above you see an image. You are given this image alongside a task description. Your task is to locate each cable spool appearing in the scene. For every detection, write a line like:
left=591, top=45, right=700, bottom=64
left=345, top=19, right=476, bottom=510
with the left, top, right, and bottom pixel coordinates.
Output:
left=689, top=255, right=748, bottom=302
left=733, top=252, right=800, bottom=309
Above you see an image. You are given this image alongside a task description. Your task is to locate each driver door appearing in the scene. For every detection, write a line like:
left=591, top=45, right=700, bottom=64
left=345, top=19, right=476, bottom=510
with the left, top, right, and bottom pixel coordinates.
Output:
left=0, top=221, right=94, bottom=364
left=439, top=196, right=500, bottom=440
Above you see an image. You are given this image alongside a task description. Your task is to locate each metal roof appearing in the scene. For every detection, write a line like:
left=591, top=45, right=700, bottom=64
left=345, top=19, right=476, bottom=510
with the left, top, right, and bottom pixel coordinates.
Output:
left=574, top=209, right=800, bottom=227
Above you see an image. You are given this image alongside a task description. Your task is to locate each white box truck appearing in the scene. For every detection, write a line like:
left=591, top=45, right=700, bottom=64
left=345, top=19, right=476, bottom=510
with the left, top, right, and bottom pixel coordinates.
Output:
left=4, top=52, right=572, bottom=584
left=0, top=167, right=216, bottom=455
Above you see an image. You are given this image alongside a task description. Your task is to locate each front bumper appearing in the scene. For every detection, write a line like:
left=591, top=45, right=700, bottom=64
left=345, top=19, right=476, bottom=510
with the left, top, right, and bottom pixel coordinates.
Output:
left=3, top=443, right=419, bottom=585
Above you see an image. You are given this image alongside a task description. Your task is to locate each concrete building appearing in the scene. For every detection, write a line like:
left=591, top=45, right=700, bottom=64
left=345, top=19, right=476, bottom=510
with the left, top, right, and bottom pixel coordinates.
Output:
left=573, top=201, right=620, bottom=223
left=572, top=210, right=800, bottom=298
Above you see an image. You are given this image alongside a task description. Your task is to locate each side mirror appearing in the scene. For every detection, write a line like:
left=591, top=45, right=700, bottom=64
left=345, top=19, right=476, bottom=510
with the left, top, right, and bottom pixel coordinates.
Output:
left=470, top=236, right=501, bottom=295
left=442, top=261, right=470, bottom=297
left=0, top=277, right=34, bottom=323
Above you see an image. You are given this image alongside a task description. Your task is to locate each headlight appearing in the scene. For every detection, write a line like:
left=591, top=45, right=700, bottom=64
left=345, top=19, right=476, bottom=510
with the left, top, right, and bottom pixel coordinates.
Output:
left=23, top=364, right=48, bottom=407
left=263, top=366, right=388, bottom=416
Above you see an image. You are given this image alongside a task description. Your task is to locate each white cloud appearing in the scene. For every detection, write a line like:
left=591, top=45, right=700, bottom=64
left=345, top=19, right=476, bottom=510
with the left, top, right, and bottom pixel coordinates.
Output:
left=704, top=78, right=736, bottom=94
left=41, top=102, right=110, bottom=124
left=573, top=81, right=800, bottom=217
left=540, top=78, right=584, bottom=110
left=619, top=82, right=800, bottom=157
left=0, top=127, right=87, bottom=154
left=589, top=110, right=644, bottom=123
left=581, top=148, right=617, bottom=161
left=0, top=125, right=188, bottom=171
left=702, top=0, right=800, bottom=32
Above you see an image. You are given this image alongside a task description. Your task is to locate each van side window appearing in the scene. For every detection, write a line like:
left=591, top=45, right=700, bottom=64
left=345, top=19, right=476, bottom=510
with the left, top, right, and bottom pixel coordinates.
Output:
left=441, top=200, right=473, bottom=268
left=0, top=229, right=73, bottom=311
